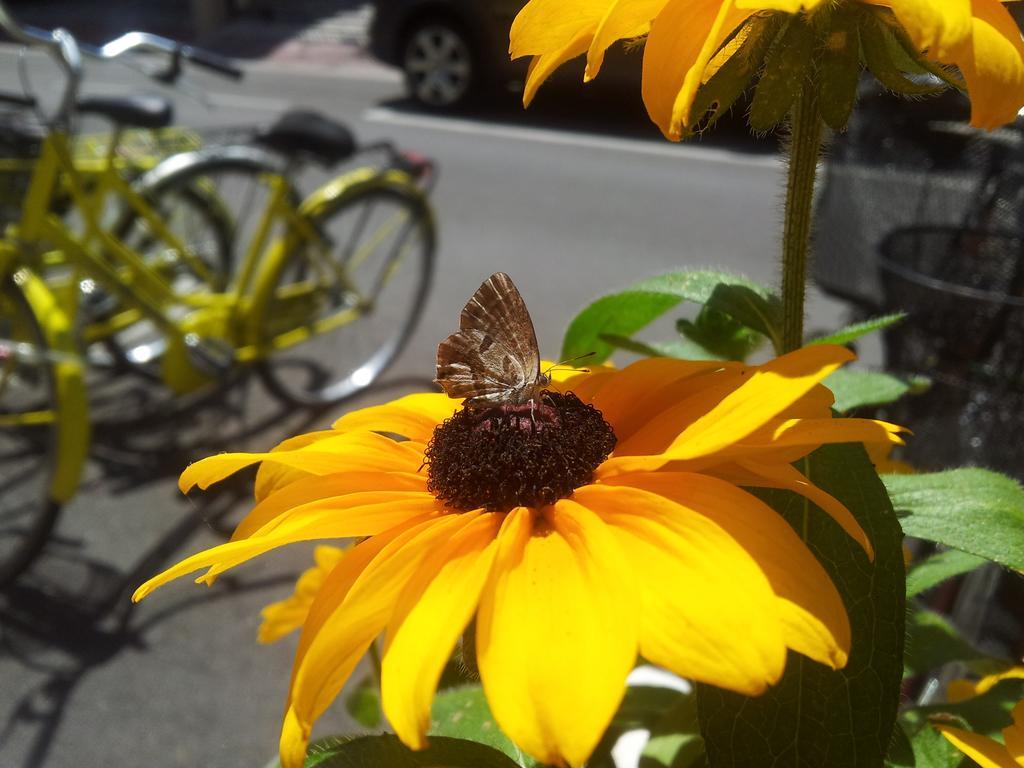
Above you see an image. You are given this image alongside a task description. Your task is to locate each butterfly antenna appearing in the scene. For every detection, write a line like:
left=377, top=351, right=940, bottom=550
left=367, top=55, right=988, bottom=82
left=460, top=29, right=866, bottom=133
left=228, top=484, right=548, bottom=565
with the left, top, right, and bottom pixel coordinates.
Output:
left=543, top=352, right=596, bottom=376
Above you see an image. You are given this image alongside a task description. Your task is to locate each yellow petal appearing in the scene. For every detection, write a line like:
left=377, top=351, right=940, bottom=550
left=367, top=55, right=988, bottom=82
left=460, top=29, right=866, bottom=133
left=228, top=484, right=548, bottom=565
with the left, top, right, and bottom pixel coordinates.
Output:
left=938, top=724, right=1020, bottom=768
left=604, top=472, right=850, bottom=669
left=281, top=513, right=475, bottom=768
left=259, top=545, right=347, bottom=643
left=255, top=430, right=339, bottom=501
left=587, top=0, right=669, bottom=80
left=574, top=483, right=787, bottom=694
left=587, top=358, right=726, bottom=440
left=542, top=359, right=615, bottom=386
left=642, top=0, right=755, bottom=139
left=869, top=0, right=973, bottom=58
left=947, top=0, right=1024, bottom=129
left=331, top=393, right=459, bottom=443
left=231, top=471, right=426, bottom=543
left=510, top=0, right=609, bottom=58
left=524, top=28, right=596, bottom=106
left=381, top=512, right=502, bottom=749
left=477, top=505, right=638, bottom=768
left=132, top=495, right=439, bottom=601
left=727, top=458, right=874, bottom=557
left=1005, top=699, right=1024, bottom=765
left=179, top=432, right=423, bottom=494
left=553, top=368, right=618, bottom=403
left=284, top=518, right=435, bottom=709
left=737, top=416, right=906, bottom=452
left=605, top=346, right=855, bottom=470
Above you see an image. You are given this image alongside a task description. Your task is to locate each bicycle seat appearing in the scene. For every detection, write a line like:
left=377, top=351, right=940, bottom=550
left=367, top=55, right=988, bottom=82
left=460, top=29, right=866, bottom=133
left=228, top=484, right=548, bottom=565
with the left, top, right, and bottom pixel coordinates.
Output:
left=76, top=94, right=174, bottom=129
left=254, top=110, right=356, bottom=165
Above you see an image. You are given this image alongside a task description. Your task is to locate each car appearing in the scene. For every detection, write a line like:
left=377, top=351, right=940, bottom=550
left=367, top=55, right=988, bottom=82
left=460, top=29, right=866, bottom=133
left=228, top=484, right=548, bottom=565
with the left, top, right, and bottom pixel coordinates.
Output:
left=369, top=0, right=527, bottom=109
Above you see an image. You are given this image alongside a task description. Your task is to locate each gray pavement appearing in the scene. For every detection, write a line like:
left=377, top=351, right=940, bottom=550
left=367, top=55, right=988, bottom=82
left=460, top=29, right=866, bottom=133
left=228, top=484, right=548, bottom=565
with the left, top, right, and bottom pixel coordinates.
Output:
left=0, top=27, right=854, bottom=768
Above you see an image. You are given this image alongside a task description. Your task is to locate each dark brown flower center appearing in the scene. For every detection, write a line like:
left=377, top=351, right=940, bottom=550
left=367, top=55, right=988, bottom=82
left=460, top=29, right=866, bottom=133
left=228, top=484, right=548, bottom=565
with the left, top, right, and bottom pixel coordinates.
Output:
left=424, top=391, right=616, bottom=512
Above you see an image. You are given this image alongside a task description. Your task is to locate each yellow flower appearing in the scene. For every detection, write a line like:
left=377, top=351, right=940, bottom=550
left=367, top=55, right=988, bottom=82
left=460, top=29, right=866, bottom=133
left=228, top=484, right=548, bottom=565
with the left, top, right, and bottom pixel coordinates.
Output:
left=938, top=699, right=1024, bottom=767
left=133, top=344, right=903, bottom=768
left=258, top=545, right=347, bottom=644
left=948, top=667, right=1024, bottom=703
left=510, top=0, right=1024, bottom=136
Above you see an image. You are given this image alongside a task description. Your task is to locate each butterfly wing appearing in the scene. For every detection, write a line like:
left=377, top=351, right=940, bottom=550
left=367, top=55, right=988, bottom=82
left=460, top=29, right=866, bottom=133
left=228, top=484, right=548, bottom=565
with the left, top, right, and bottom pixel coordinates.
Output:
left=435, top=273, right=542, bottom=402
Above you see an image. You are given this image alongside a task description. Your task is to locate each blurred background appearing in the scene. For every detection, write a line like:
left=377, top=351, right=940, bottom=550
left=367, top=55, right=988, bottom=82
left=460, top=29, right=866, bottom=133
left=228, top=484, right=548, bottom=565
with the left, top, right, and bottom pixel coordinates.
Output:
left=0, top=1, right=1021, bottom=766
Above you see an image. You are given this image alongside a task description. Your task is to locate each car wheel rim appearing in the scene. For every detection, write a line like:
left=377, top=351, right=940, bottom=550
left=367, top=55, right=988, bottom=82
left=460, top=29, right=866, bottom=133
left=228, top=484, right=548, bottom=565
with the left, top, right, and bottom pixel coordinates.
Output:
left=405, top=25, right=472, bottom=106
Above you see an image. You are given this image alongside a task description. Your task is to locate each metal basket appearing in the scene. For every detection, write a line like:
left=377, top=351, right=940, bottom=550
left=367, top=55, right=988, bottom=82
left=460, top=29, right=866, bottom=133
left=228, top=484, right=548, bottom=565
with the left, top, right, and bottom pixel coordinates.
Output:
left=877, top=227, right=1024, bottom=476
left=812, top=88, right=1024, bottom=310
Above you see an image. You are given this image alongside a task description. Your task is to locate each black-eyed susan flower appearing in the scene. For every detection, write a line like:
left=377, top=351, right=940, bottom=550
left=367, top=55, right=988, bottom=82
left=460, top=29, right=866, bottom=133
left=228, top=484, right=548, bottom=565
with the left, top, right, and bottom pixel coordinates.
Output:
left=937, top=699, right=1024, bottom=767
left=133, top=344, right=903, bottom=768
left=510, top=0, right=1024, bottom=136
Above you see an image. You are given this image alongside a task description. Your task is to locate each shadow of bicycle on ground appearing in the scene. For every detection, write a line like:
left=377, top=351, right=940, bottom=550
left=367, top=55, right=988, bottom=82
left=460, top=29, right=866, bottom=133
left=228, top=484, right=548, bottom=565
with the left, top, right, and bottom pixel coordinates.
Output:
left=0, top=370, right=433, bottom=768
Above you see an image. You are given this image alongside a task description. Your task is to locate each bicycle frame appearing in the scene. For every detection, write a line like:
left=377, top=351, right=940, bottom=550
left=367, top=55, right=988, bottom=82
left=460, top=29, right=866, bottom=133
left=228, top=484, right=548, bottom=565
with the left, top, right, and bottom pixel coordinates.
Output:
left=7, top=126, right=431, bottom=383
left=0, top=241, right=88, bottom=504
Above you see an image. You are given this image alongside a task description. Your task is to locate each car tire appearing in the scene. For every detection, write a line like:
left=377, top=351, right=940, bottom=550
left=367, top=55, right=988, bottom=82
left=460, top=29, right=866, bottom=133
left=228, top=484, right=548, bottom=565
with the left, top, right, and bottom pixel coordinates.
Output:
left=401, top=19, right=479, bottom=109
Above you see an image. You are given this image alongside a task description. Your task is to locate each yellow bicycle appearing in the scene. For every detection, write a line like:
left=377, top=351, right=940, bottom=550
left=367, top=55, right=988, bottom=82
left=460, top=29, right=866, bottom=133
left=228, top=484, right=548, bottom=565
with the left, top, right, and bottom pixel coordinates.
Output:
left=0, top=9, right=437, bottom=584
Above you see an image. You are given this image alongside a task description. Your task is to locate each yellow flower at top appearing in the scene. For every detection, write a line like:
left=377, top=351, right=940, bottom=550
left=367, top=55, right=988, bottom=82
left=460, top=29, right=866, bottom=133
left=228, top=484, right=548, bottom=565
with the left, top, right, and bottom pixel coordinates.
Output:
left=510, top=0, right=1024, bottom=137
left=133, top=345, right=903, bottom=768
left=938, top=699, right=1024, bottom=767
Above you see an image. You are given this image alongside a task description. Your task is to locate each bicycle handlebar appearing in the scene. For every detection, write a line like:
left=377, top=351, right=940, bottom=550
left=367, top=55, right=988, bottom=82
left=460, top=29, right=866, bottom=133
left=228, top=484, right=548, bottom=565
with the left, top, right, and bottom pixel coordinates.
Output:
left=177, top=44, right=243, bottom=80
left=79, top=31, right=243, bottom=80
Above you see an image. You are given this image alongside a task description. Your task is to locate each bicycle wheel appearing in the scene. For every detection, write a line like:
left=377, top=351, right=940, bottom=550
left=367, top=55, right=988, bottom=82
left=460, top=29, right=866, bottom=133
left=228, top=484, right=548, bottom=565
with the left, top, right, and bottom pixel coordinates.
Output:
left=256, top=176, right=435, bottom=407
left=102, top=177, right=235, bottom=370
left=0, top=278, right=61, bottom=586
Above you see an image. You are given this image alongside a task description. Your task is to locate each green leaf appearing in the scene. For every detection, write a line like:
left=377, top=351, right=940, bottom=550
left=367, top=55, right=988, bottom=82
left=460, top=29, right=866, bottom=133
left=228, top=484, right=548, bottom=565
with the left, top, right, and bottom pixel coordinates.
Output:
left=817, top=5, right=862, bottom=131
left=904, top=610, right=993, bottom=679
left=907, top=722, right=960, bottom=768
left=809, top=313, right=907, bottom=347
left=906, top=549, right=987, bottom=598
left=886, top=721, right=916, bottom=767
left=698, top=444, right=906, bottom=767
left=884, top=470, right=1024, bottom=571
left=824, top=370, right=912, bottom=412
left=561, top=270, right=770, bottom=363
left=598, top=334, right=725, bottom=361
left=589, top=685, right=693, bottom=767
left=641, top=692, right=704, bottom=768
left=300, top=734, right=524, bottom=768
left=705, top=284, right=784, bottom=354
left=429, top=686, right=533, bottom=767
left=860, top=13, right=948, bottom=96
left=683, top=15, right=781, bottom=138
left=677, top=307, right=762, bottom=362
left=344, top=675, right=382, bottom=729
left=641, top=733, right=705, bottom=768
left=749, top=17, right=814, bottom=132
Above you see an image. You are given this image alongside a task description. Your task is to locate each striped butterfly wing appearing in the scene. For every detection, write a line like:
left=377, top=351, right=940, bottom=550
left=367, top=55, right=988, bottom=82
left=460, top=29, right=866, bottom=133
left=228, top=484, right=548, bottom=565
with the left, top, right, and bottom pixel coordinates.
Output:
left=435, top=273, right=542, bottom=403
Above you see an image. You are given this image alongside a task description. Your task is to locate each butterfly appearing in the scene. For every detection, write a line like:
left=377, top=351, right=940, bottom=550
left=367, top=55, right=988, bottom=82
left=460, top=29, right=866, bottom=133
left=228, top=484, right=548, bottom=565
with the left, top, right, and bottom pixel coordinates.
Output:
left=435, top=272, right=550, bottom=406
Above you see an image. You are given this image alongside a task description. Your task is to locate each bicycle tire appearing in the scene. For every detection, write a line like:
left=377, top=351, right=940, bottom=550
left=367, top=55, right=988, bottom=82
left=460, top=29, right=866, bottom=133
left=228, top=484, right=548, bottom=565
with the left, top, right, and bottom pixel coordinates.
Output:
left=0, top=277, right=62, bottom=586
left=101, top=170, right=238, bottom=372
left=256, top=175, right=436, bottom=407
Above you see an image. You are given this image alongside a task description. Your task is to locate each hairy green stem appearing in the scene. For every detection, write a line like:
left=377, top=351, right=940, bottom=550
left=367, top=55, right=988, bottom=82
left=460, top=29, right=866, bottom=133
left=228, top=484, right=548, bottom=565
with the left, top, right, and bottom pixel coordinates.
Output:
left=781, top=78, right=824, bottom=352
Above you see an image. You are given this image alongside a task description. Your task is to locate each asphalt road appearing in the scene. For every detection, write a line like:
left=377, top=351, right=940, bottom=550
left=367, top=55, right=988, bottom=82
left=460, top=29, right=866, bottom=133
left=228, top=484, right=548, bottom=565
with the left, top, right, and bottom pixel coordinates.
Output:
left=0, top=44, right=855, bottom=768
